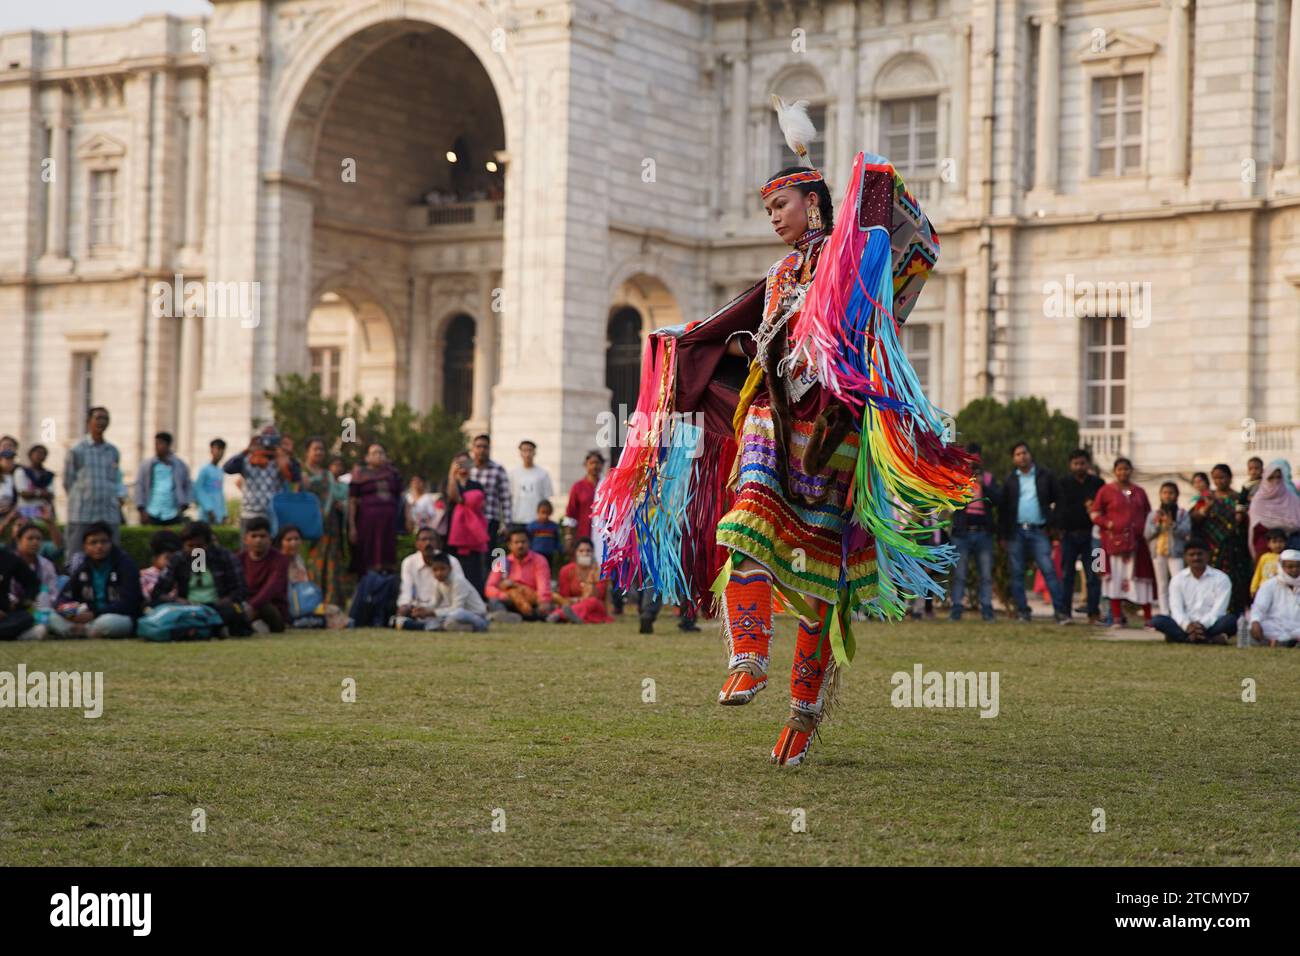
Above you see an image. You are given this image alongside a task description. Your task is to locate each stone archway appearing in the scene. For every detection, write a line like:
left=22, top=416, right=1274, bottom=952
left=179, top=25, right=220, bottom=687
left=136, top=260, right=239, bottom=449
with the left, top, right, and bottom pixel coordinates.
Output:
left=255, top=3, right=516, bottom=427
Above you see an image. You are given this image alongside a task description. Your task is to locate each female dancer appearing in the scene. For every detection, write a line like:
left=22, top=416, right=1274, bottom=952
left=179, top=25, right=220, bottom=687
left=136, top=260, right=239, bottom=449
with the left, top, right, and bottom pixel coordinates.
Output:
left=597, top=100, right=974, bottom=765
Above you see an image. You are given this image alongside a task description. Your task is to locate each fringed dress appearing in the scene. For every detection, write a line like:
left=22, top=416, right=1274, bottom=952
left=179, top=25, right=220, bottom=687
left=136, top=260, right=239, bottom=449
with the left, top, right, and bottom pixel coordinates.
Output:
left=595, top=152, right=976, bottom=668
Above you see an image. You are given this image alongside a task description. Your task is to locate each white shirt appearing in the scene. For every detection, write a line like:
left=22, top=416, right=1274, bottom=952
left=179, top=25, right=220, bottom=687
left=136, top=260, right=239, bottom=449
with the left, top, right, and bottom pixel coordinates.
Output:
left=1251, top=575, right=1300, bottom=637
left=509, top=465, right=554, bottom=525
left=1168, top=566, right=1232, bottom=629
left=429, top=574, right=487, bottom=617
left=398, top=551, right=465, bottom=608
left=406, top=492, right=439, bottom=530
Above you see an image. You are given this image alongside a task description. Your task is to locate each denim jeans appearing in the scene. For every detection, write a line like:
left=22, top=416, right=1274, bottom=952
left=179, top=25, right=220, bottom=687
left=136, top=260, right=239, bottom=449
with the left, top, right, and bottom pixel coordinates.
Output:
left=950, top=530, right=993, bottom=617
left=1007, top=526, right=1066, bottom=616
left=1151, top=613, right=1238, bottom=644
left=1059, top=529, right=1102, bottom=618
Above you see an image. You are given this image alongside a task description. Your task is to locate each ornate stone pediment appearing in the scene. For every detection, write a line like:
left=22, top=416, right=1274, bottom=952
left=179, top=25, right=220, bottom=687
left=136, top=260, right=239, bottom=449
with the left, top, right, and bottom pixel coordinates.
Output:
left=1077, top=29, right=1158, bottom=65
left=76, top=133, right=126, bottom=161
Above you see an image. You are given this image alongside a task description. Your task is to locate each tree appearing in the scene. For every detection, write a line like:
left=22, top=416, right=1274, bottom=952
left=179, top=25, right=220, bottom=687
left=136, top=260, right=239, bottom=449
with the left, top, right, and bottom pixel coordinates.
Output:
left=954, top=396, right=1081, bottom=478
left=259, top=374, right=466, bottom=483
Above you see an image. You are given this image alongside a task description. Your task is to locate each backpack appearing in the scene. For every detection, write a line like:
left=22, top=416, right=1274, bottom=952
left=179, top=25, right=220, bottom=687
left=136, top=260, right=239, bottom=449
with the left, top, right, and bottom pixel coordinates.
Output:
left=137, top=603, right=225, bottom=642
left=272, top=490, right=324, bottom=540
left=289, top=580, right=323, bottom=618
left=348, top=571, right=399, bottom=628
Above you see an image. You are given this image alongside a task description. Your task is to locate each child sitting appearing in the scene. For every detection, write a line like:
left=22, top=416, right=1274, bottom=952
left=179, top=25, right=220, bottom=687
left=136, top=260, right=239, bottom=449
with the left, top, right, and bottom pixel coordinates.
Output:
left=140, top=529, right=183, bottom=603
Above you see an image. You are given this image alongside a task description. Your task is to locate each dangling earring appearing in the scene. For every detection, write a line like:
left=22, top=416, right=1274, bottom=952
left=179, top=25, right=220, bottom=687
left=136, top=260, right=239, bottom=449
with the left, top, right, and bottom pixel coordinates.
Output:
left=806, top=202, right=823, bottom=231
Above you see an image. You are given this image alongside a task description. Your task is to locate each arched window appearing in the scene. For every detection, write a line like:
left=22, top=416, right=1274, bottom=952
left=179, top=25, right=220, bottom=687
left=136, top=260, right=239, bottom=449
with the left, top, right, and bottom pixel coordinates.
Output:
left=443, top=314, right=476, bottom=420
left=606, top=308, right=644, bottom=462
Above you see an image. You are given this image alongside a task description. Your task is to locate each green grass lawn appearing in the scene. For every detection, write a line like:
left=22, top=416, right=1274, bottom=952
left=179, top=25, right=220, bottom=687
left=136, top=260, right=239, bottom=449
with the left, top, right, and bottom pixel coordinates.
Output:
left=1, top=614, right=1296, bottom=866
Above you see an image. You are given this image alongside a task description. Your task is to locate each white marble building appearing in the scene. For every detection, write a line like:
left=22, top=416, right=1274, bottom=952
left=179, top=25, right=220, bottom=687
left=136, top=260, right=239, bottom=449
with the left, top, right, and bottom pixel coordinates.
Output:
left=2, top=0, right=1298, bottom=502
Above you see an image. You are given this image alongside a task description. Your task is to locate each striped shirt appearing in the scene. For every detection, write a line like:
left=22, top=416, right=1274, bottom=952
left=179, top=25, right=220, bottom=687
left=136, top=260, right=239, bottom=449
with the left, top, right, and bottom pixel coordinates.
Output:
left=469, top=458, right=512, bottom=526
left=63, top=436, right=122, bottom=524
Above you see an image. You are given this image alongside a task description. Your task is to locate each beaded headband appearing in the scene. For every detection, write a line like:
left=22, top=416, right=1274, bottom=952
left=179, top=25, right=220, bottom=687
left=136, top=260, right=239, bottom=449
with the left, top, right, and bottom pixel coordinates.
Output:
left=759, top=168, right=824, bottom=199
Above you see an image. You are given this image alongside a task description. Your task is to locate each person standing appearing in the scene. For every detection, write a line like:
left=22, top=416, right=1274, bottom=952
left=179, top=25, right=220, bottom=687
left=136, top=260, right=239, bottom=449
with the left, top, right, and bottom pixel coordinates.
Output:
left=1055, top=449, right=1105, bottom=625
left=1090, top=457, right=1155, bottom=629
left=224, top=427, right=300, bottom=534
left=1189, top=463, right=1252, bottom=614
left=1246, top=459, right=1300, bottom=558
left=509, top=440, right=553, bottom=534
left=948, top=442, right=999, bottom=621
left=300, top=437, right=343, bottom=606
left=63, top=407, right=123, bottom=558
left=444, top=453, right=489, bottom=595
left=564, top=449, right=606, bottom=552
left=134, top=431, right=193, bottom=525
left=468, top=434, right=511, bottom=556
left=1241, top=456, right=1264, bottom=502
left=0, top=449, right=18, bottom=541
left=1151, top=539, right=1236, bottom=644
left=999, top=442, right=1069, bottom=623
left=1145, top=481, right=1191, bottom=616
left=347, top=442, right=404, bottom=575
left=194, top=438, right=228, bottom=525
left=14, top=444, right=56, bottom=522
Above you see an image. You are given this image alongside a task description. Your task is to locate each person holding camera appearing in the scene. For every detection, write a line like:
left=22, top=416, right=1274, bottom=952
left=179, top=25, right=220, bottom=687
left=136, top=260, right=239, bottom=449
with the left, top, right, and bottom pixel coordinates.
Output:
left=223, top=426, right=301, bottom=535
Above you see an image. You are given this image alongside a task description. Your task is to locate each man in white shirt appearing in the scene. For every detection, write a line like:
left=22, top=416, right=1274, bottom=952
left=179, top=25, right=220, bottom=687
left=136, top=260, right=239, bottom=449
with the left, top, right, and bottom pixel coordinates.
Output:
left=1249, top=549, right=1300, bottom=647
left=395, top=529, right=485, bottom=631
left=509, top=440, right=554, bottom=530
left=1152, top=539, right=1237, bottom=644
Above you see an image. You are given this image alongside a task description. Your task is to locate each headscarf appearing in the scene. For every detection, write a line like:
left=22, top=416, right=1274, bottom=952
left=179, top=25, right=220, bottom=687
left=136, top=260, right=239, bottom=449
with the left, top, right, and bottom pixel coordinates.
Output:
left=1248, top=459, right=1300, bottom=536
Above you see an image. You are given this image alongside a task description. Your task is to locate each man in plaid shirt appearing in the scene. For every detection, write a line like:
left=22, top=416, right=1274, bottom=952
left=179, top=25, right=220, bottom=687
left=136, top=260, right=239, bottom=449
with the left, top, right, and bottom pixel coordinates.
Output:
left=63, top=406, right=123, bottom=559
left=469, top=434, right=512, bottom=554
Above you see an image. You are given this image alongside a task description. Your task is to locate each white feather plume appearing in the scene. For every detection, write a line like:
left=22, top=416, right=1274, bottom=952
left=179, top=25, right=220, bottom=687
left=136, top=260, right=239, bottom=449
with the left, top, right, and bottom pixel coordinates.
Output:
left=771, top=94, right=817, bottom=166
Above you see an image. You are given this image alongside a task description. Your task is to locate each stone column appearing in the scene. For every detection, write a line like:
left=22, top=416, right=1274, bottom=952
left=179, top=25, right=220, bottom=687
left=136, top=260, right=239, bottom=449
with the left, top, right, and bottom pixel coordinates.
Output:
left=43, top=96, right=70, bottom=259
left=835, top=30, right=858, bottom=188
left=1167, top=0, right=1191, bottom=180
left=727, top=51, right=750, bottom=214
left=1287, top=0, right=1300, bottom=168
left=184, top=106, right=207, bottom=251
left=471, top=272, right=496, bottom=428
left=1032, top=8, right=1061, bottom=193
left=176, top=314, right=202, bottom=456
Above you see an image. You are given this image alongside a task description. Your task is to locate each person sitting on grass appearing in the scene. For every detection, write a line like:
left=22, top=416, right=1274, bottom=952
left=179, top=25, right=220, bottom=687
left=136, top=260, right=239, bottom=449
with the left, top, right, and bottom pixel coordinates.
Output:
left=1248, top=549, right=1300, bottom=647
left=6, top=522, right=58, bottom=639
left=140, top=530, right=183, bottom=603
left=150, top=521, right=252, bottom=636
left=397, top=548, right=488, bottom=632
left=0, top=541, right=39, bottom=641
left=547, top=536, right=612, bottom=624
left=55, top=521, right=141, bottom=638
left=1248, top=548, right=1300, bottom=647
left=1249, top=527, right=1288, bottom=598
left=239, top=517, right=290, bottom=634
left=1150, top=539, right=1236, bottom=645
left=484, top=527, right=553, bottom=622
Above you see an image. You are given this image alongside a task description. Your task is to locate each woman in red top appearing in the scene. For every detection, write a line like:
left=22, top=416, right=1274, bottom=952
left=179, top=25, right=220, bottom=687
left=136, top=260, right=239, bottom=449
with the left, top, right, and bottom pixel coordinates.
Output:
left=446, top=453, right=489, bottom=595
left=564, top=450, right=605, bottom=550
left=547, top=537, right=612, bottom=624
left=1090, top=456, right=1155, bottom=629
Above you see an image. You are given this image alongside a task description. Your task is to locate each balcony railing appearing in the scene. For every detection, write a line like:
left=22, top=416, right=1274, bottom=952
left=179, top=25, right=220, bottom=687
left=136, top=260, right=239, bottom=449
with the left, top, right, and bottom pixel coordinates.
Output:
left=406, top=200, right=504, bottom=231
left=1080, top=427, right=1128, bottom=461
left=1250, top=423, right=1299, bottom=454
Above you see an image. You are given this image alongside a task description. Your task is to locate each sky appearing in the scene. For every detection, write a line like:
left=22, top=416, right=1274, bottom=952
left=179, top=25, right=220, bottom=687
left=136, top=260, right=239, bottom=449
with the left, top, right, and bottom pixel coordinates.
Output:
left=0, top=0, right=213, bottom=33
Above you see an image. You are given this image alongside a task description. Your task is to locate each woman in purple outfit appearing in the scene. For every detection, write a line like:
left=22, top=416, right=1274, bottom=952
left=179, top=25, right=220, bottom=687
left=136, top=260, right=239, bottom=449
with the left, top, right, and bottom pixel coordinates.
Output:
left=347, top=443, right=403, bottom=574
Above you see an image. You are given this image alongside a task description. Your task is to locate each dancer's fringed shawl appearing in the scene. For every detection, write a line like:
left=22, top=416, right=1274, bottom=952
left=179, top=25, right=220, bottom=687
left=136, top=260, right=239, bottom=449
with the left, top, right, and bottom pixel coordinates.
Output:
left=595, top=152, right=976, bottom=642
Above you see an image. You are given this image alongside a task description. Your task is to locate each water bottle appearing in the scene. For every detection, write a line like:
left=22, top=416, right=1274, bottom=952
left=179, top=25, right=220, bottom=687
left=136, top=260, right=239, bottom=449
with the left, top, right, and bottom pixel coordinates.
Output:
left=1236, top=615, right=1249, bottom=648
left=34, top=583, right=51, bottom=627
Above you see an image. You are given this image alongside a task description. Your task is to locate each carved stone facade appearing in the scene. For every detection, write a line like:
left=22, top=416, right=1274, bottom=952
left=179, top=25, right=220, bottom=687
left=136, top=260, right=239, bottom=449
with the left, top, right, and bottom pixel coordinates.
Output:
left=1, top=0, right=1297, bottom=502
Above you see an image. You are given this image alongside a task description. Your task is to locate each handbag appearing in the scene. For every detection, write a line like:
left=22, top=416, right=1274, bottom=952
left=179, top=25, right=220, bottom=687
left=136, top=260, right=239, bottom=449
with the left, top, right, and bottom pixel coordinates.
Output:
left=272, top=490, right=324, bottom=540
left=137, top=603, right=224, bottom=642
left=289, top=580, right=323, bottom=618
